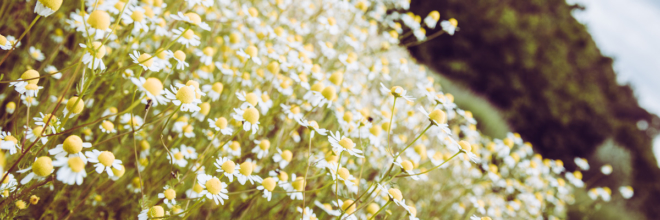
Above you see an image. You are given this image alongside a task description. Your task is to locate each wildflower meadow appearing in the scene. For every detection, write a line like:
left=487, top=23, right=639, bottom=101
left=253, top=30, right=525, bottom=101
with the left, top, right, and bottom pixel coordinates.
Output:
left=0, top=0, right=632, bottom=219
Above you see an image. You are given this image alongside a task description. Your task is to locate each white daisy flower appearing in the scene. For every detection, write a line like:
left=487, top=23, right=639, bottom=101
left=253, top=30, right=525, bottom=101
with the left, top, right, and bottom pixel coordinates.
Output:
left=314, top=201, right=341, bottom=216
left=328, top=131, right=364, bottom=158
left=48, top=135, right=92, bottom=163
left=201, top=82, right=224, bottom=101
left=99, top=120, right=117, bottom=133
left=170, top=12, right=211, bottom=31
left=121, top=6, right=150, bottom=33
left=251, top=140, right=270, bottom=159
left=29, top=46, right=45, bottom=61
left=157, top=185, right=178, bottom=206
left=171, top=27, right=201, bottom=48
left=34, top=0, right=61, bottom=17
left=79, top=42, right=106, bottom=70
left=272, top=148, right=293, bottom=169
left=440, top=19, right=458, bottom=35
left=130, top=77, right=169, bottom=106
left=44, top=65, right=62, bottom=79
left=418, top=107, right=451, bottom=134
left=0, top=132, right=20, bottom=155
left=232, top=107, right=260, bottom=134
left=0, top=35, right=18, bottom=50
left=214, top=157, right=238, bottom=182
left=235, top=161, right=263, bottom=185
left=129, top=51, right=158, bottom=71
left=168, top=147, right=188, bottom=167
left=18, top=156, right=54, bottom=184
left=380, top=83, right=415, bottom=101
left=52, top=155, right=87, bottom=185
left=196, top=173, right=229, bottom=205
left=85, top=150, right=122, bottom=176
left=257, top=177, right=277, bottom=201
left=164, top=84, right=202, bottom=112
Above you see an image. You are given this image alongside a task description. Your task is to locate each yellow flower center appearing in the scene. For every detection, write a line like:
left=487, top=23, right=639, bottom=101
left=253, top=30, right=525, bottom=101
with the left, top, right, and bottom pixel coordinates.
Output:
left=230, top=142, right=240, bottom=151
left=25, top=84, right=39, bottom=91
left=68, top=156, right=85, bottom=172
left=428, top=109, right=446, bottom=124
left=212, top=82, right=224, bottom=94
left=390, top=86, right=404, bottom=96
left=278, top=171, right=288, bottom=182
left=98, top=151, right=115, bottom=167
left=101, top=121, right=114, bottom=131
left=183, top=29, right=195, bottom=40
left=222, top=160, right=235, bottom=173
left=321, top=86, right=336, bottom=101
left=366, top=203, right=380, bottom=214
left=203, top=47, right=215, bottom=56
left=292, top=177, right=305, bottom=191
left=131, top=10, right=144, bottom=22
left=329, top=71, right=343, bottom=85
left=38, top=0, right=63, bottom=11
left=148, top=206, right=164, bottom=218
left=205, top=177, right=222, bottom=194
left=239, top=162, right=253, bottom=176
left=388, top=188, right=403, bottom=201
left=4, top=135, right=17, bottom=144
left=214, top=117, right=227, bottom=129
left=62, top=135, right=83, bottom=154
left=184, top=12, right=201, bottom=24
left=262, top=177, right=276, bottom=191
left=21, top=69, right=40, bottom=85
left=458, top=140, right=472, bottom=152
left=164, top=188, right=176, bottom=200
left=174, top=152, right=184, bottom=160
left=31, top=126, right=43, bottom=138
left=132, top=177, right=142, bottom=188
left=245, top=93, right=259, bottom=106
left=173, top=50, right=186, bottom=61
left=281, top=150, right=292, bottom=162
left=243, top=107, right=260, bottom=124
left=248, top=7, right=259, bottom=17
left=267, top=62, right=280, bottom=75
left=341, top=200, right=355, bottom=214
left=401, top=160, right=413, bottom=171
left=112, top=165, right=125, bottom=177
left=259, top=140, right=270, bottom=150
left=310, top=83, right=324, bottom=93
left=66, top=97, right=85, bottom=114
left=338, top=138, right=354, bottom=150
left=408, top=206, right=417, bottom=217
left=137, top=53, right=153, bottom=67
left=142, top=77, right=163, bottom=96
left=338, top=167, right=350, bottom=180
left=193, top=183, right=204, bottom=193
left=176, top=86, right=196, bottom=104
left=87, top=10, right=111, bottom=30
left=32, top=156, right=53, bottom=177
left=246, top=45, right=258, bottom=57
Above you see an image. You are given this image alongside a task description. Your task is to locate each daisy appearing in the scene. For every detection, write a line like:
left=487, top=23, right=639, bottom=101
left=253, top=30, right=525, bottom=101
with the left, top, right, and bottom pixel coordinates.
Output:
left=328, top=131, right=364, bottom=158
left=79, top=42, right=106, bottom=70
left=257, top=177, right=276, bottom=201
left=382, top=185, right=411, bottom=211
left=336, top=167, right=359, bottom=193
left=195, top=47, right=215, bottom=65
left=601, top=164, right=613, bottom=175
left=25, top=126, right=49, bottom=145
left=186, top=182, right=205, bottom=199
left=392, top=158, right=420, bottom=180
left=85, top=150, right=122, bottom=176
left=181, top=145, right=198, bottom=160
left=215, top=157, right=238, bottom=182
left=1, top=132, right=20, bottom=155
left=52, top=155, right=87, bottom=185
left=0, top=173, right=18, bottom=194
left=9, top=69, right=40, bottom=97
left=280, top=104, right=303, bottom=121
left=0, top=35, right=18, bottom=50
left=49, top=135, right=92, bottom=163
left=297, top=119, right=328, bottom=137
left=380, top=83, right=415, bottom=101
left=232, top=107, right=260, bottom=134
left=164, top=84, right=202, bottom=112
left=18, top=157, right=53, bottom=184
left=22, top=95, right=39, bottom=107
left=287, top=175, right=305, bottom=200
left=619, top=186, right=634, bottom=199
left=170, top=12, right=211, bottom=31
left=222, top=141, right=242, bottom=158
left=196, top=173, right=229, bottom=205
left=171, top=27, right=201, bottom=48
left=34, top=0, right=62, bottom=17
left=121, top=6, right=150, bottom=33
left=208, top=117, right=233, bottom=135
left=44, top=65, right=62, bottom=79
left=236, top=45, right=262, bottom=65
left=440, top=18, right=458, bottom=35
left=201, top=82, right=223, bottom=101
left=168, top=147, right=188, bottom=167
left=418, top=107, right=451, bottom=134
left=236, top=91, right=260, bottom=108
left=457, top=140, right=479, bottom=163
left=272, top=148, right=293, bottom=169
left=297, top=206, right=317, bottom=220
left=157, top=185, right=177, bottom=206
left=170, top=50, right=189, bottom=70
left=251, top=140, right=270, bottom=159
left=314, top=201, right=341, bottom=216
left=130, top=51, right=158, bottom=71
left=138, top=206, right=165, bottom=220
left=235, top=161, right=262, bottom=185
left=131, top=77, right=169, bottom=106
left=574, top=157, right=590, bottom=170
left=99, top=120, right=116, bottom=133
left=120, top=114, right=144, bottom=130
left=29, top=47, right=45, bottom=61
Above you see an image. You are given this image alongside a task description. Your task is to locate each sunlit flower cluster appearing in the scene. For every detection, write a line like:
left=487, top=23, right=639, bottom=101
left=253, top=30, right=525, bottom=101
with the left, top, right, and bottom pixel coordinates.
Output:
left=0, top=0, right=626, bottom=219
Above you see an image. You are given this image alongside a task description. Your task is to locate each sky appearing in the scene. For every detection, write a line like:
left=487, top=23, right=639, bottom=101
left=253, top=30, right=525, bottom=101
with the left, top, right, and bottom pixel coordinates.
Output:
left=566, top=0, right=660, bottom=166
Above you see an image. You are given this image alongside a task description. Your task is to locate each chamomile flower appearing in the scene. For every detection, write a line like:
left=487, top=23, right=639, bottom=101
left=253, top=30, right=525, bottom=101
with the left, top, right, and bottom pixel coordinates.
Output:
left=196, top=173, right=229, bottom=205
left=314, top=201, right=341, bottom=216
left=121, top=6, right=150, bottom=33
left=287, top=175, right=305, bottom=200
left=236, top=45, right=262, bottom=65
left=171, top=27, right=201, bottom=48
left=86, top=10, right=112, bottom=39
left=1, top=132, right=20, bottom=155
left=619, top=186, right=634, bottom=199
left=281, top=104, right=303, bottom=121
left=215, top=157, right=238, bottom=182
left=138, top=206, right=165, bottom=220
left=251, top=140, right=270, bottom=159
left=25, top=126, right=49, bottom=145
left=380, top=83, right=415, bottom=101
left=393, top=158, right=420, bottom=180
left=34, top=0, right=63, bottom=17
left=201, top=82, right=223, bottom=101
left=52, top=155, right=87, bottom=185
left=170, top=12, right=211, bottom=31
left=98, top=120, right=116, bottom=133
left=164, top=84, right=202, bottom=112
left=18, top=156, right=53, bottom=184
left=298, top=119, right=328, bottom=137
left=440, top=18, right=458, bottom=35
left=80, top=42, right=107, bottom=70
left=168, top=147, right=188, bottom=167
left=297, top=206, right=317, bottom=220
left=382, top=185, right=410, bottom=211
left=29, top=47, right=45, bottom=61
left=223, top=141, right=242, bottom=157
left=0, top=174, right=18, bottom=194
left=49, top=135, right=92, bottom=162
left=157, top=185, right=177, bottom=206
left=195, top=47, right=215, bottom=65
left=424, top=11, right=441, bottom=29
left=235, top=161, right=262, bottom=185
left=186, top=182, right=205, bottom=199
left=85, top=150, right=122, bottom=176
left=601, top=164, right=613, bottom=175
left=257, top=177, right=276, bottom=201
left=44, top=65, right=62, bottom=79
left=574, top=157, right=590, bottom=170
left=272, top=148, right=293, bottom=168
left=170, top=50, right=189, bottom=70
left=207, top=117, right=233, bottom=135
left=232, top=107, right=260, bottom=134
left=0, top=35, right=17, bottom=50
left=130, top=51, right=158, bottom=71
left=9, top=69, right=40, bottom=97
left=236, top=91, right=260, bottom=108
left=418, top=107, right=451, bottom=134
left=120, top=114, right=144, bottom=129
left=328, top=131, right=364, bottom=158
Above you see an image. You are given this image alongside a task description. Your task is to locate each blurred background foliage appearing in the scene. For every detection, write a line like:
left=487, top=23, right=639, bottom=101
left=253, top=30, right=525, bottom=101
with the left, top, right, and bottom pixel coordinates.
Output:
left=405, top=0, right=660, bottom=218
